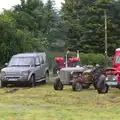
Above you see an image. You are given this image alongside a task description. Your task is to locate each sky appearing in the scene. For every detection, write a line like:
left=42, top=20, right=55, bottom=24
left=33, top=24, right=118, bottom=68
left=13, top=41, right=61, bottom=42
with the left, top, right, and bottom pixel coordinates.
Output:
left=0, top=0, right=64, bottom=12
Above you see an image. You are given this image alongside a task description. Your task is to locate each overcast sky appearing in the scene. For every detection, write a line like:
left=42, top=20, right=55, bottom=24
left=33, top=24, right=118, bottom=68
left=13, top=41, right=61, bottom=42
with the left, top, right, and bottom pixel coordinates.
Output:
left=0, top=0, right=64, bottom=11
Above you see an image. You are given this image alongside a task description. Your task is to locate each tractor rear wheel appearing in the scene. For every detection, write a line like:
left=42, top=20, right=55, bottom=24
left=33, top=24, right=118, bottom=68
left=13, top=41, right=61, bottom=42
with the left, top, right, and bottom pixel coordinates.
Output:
left=96, top=75, right=109, bottom=94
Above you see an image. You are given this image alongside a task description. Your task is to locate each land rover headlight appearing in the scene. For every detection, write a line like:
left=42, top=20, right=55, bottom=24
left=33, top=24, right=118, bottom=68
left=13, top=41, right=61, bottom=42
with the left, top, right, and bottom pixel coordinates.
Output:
left=21, top=71, right=29, bottom=76
left=1, top=71, right=6, bottom=77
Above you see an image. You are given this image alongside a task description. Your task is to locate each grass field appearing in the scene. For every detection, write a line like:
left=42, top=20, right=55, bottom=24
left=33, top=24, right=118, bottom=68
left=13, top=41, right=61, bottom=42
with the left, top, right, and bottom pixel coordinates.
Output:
left=0, top=84, right=120, bottom=120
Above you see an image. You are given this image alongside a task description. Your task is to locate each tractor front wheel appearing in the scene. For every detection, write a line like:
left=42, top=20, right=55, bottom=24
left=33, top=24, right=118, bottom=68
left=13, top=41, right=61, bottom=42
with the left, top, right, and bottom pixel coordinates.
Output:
left=72, top=81, right=83, bottom=91
left=53, top=78, right=63, bottom=90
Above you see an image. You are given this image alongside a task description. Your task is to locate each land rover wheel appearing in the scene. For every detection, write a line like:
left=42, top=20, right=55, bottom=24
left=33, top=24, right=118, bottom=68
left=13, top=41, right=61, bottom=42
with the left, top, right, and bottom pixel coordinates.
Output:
left=0, top=80, right=7, bottom=88
left=53, top=78, right=63, bottom=90
left=72, top=82, right=83, bottom=91
left=45, top=72, right=49, bottom=83
left=30, top=75, right=36, bottom=87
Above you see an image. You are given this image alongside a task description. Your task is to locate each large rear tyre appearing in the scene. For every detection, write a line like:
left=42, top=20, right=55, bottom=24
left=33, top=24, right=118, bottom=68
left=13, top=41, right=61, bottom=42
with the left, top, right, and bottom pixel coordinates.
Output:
left=53, top=78, right=63, bottom=90
left=96, top=75, right=109, bottom=94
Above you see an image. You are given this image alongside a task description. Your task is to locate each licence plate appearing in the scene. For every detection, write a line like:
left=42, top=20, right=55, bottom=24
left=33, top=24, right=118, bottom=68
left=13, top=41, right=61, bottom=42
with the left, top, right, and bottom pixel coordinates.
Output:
left=8, top=79, right=18, bottom=81
left=106, top=82, right=117, bottom=85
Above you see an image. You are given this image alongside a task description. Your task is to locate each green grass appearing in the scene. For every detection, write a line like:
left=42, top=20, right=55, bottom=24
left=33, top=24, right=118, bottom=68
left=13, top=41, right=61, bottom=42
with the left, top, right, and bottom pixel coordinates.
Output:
left=0, top=85, right=120, bottom=120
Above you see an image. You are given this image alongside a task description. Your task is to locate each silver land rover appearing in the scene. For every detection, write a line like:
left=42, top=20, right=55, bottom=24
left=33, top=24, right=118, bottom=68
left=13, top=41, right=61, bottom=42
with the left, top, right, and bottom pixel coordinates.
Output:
left=0, top=52, right=49, bottom=87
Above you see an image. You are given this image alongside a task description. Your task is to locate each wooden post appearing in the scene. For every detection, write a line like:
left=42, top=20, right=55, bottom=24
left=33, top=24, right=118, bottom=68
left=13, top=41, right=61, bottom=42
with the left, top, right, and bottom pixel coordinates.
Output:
left=104, top=10, right=108, bottom=67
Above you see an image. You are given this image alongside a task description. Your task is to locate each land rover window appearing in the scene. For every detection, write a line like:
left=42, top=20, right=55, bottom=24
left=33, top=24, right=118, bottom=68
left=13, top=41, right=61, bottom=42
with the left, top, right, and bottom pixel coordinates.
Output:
left=8, top=57, right=34, bottom=67
left=35, top=56, right=40, bottom=65
left=38, top=56, right=42, bottom=64
left=41, top=56, right=44, bottom=64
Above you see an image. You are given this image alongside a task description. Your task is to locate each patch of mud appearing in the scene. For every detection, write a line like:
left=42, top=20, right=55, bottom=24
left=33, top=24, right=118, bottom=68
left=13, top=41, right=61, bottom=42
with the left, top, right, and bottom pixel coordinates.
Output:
left=0, top=104, right=30, bottom=111
left=107, top=96, right=120, bottom=104
left=4, top=87, right=30, bottom=93
left=4, top=88, right=19, bottom=93
left=109, top=96, right=116, bottom=99
left=0, top=104, right=54, bottom=111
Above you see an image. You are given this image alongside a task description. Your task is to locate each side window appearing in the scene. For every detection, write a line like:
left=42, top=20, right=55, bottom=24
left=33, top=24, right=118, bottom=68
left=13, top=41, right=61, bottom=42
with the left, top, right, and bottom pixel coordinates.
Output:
left=41, top=56, right=44, bottom=64
left=35, top=57, right=40, bottom=65
left=39, top=55, right=44, bottom=64
left=39, top=56, right=42, bottom=64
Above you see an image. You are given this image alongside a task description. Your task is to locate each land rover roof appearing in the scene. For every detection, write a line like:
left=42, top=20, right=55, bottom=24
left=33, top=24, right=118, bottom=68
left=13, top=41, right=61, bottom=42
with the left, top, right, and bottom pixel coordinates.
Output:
left=13, top=52, right=46, bottom=58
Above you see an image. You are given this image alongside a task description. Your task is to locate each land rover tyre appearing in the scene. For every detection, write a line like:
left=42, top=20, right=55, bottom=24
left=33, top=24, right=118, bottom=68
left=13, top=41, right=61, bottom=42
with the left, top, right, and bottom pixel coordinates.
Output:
left=53, top=78, right=63, bottom=90
left=45, top=72, right=49, bottom=84
left=0, top=80, right=7, bottom=88
left=72, top=81, right=83, bottom=91
left=96, top=75, right=109, bottom=94
left=30, top=74, right=36, bottom=87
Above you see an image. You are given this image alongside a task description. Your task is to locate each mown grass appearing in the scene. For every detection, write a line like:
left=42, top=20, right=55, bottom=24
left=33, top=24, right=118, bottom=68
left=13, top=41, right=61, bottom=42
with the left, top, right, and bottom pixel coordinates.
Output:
left=0, top=84, right=120, bottom=120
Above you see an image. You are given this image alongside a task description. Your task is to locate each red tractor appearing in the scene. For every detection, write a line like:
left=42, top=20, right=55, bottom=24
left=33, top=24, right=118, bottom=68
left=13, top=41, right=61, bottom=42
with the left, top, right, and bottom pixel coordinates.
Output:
left=67, top=57, right=80, bottom=67
left=53, top=56, right=81, bottom=75
left=105, top=48, right=120, bottom=89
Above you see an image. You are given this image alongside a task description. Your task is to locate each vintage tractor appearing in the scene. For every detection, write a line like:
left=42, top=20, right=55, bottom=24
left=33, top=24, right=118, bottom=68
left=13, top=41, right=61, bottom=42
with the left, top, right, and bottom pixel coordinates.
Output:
left=72, top=66, right=109, bottom=93
left=53, top=67, right=87, bottom=90
left=52, top=55, right=81, bottom=75
left=53, top=66, right=108, bottom=94
left=105, top=48, right=120, bottom=89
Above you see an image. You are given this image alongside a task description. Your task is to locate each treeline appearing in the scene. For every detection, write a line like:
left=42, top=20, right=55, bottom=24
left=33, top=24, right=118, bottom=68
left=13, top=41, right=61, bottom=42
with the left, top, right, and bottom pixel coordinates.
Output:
left=0, top=0, right=120, bottom=65
left=0, top=0, right=61, bottom=64
left=61, top=0, right=120, bottom=55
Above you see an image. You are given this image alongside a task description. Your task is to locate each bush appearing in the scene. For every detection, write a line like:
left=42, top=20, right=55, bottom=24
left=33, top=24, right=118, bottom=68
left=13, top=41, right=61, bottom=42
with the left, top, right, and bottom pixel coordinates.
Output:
left=80, top=53, right=112, bottom=66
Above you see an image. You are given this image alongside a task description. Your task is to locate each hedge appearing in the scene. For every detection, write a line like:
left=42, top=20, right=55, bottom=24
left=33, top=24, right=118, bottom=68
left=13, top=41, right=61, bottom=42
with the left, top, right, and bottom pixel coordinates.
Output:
left=79, top=53, right=112, bottom=66
left=47, top=52, right=112, bottom=69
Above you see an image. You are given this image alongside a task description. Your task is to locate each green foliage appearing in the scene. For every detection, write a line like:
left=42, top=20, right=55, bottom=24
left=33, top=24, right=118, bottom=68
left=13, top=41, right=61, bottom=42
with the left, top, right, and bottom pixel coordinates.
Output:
left=0, top=0, right=120, bottom=67
left=61, top=0, right=120, bottom=56
left=80, top=53, right=112, bottom=66
left=0, top=13, right=20, bottom=63
left=0, top=0, right=60, bottom=64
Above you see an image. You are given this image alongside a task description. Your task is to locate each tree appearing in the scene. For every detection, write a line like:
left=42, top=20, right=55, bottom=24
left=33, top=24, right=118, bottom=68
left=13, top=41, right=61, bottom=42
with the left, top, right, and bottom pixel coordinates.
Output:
left=0, top=12, right=20, bottom=63
left=61, top=0, right=120, bottom=55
